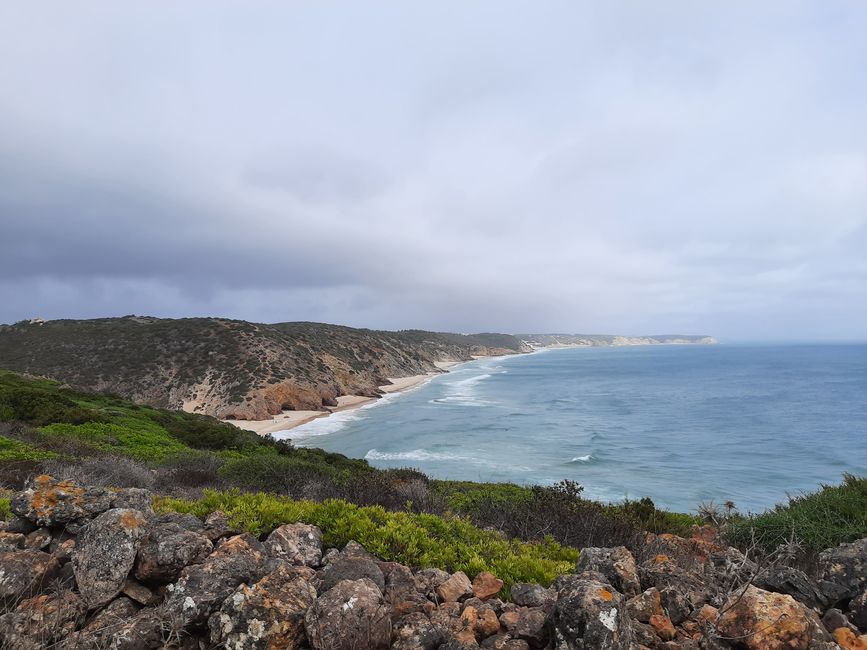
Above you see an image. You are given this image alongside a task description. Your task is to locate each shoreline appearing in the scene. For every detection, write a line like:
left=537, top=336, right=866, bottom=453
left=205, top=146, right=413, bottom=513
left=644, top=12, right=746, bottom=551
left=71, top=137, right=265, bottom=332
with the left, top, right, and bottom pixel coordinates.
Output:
left=224, top=360, right=463, bottom=437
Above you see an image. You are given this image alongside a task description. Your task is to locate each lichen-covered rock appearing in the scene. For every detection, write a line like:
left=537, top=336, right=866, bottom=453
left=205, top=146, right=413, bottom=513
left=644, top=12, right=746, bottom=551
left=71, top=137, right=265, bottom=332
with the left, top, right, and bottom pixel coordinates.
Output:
left=209, top=563, right=317, bottom=649
left=575, top=546, right=640, bottom=597
left=504, top=606, right=548, bottom=646
left=415, top=567, right=451, bottom=599
left=392, top=611, right=444, bottom=650
left=819, top=538, right=867, bottom=600
left=551, top=573, right=634, bottom=649
left=121, top=577, right=156, bottom=606
left=473, top=571, right=504, bottom=600
left=757, top=565, right=830, bottom=611
left=0, top=592, right=85, bottom=649
left=849, top=588, right=867, bottom=632
left=165, top=533, right=268, bottom=626
left=23, top=527, right=51, bottom=551
left=10, top=475, right=113, bottom=530
left=716, top=584, right=831, bottom=650
left=833, top=627, right=867, bottom=650
left=72, top=508, right=149, bottom=609
left=304, top=578, right=391, bottom=650
left=0, top=549, right=61, bottom=599
left=312, top=551, right=385, bottom=594
left=437, top=571, right=473, bottom=602
left=152, top=511, right=205, bottom=531
left=384, top=562, right=430, bottom=619
left=134, top=522, right=213, bottom=583
left=0, top=531, right=24, bottom=551
left=265, top=521, right=323, bottom=567
left=110, top=487, right=154, bottom=514
left=649, top=613, right=676, bottom=641
left=627, top=587, right=663, bottom=623
left=203, top=509, right=235, bottom=541
left=510, top=583, right=556, bottom=610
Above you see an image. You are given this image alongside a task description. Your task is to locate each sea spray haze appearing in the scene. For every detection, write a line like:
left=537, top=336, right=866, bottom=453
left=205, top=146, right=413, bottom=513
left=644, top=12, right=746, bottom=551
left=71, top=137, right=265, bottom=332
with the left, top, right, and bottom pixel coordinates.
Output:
left=280, top=344, right=867, bottom=512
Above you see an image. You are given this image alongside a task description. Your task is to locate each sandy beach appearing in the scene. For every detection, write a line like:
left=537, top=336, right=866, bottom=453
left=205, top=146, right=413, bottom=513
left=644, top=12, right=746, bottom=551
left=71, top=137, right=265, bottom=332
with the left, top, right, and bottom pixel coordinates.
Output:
left=224, top=360, right=461, bottom=437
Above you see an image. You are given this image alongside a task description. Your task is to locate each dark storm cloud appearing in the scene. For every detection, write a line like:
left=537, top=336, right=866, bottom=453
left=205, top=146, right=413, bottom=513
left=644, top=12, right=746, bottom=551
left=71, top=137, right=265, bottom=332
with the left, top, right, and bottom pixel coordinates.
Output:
left=0, top=2, right=866, bottom=339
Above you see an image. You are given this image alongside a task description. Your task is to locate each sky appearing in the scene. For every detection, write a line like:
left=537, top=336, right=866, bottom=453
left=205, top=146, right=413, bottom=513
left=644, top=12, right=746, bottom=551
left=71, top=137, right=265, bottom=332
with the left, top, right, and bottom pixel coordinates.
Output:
left=1, top=2, right=866, bottom=341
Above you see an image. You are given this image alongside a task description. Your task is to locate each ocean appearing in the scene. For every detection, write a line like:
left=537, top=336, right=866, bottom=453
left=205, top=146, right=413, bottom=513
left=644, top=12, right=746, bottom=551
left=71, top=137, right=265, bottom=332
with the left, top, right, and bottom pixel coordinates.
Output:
left=275, top=344, right=867, bottom=513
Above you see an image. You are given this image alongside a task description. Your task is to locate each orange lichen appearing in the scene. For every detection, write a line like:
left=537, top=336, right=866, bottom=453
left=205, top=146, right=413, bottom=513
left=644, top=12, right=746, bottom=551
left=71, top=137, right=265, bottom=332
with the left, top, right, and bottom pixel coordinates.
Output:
left=120, top=511, right=142, bottom=529
left=599, top=588, right=614, bottom=601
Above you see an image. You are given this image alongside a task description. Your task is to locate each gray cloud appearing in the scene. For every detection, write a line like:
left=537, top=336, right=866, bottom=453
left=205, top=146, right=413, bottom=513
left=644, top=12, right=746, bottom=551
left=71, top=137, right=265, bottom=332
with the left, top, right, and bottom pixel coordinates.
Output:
left=0, top=2, right=865, bottom=340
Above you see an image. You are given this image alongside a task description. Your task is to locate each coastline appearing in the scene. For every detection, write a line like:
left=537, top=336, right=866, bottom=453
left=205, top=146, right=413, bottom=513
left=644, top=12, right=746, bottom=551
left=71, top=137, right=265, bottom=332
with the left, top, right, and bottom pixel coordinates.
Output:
left=224, top=360, right=462, bottom=437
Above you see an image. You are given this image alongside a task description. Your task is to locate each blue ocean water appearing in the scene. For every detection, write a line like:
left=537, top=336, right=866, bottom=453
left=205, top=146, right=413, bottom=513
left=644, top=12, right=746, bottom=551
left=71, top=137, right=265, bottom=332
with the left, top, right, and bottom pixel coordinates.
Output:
left=276, top=345, right=867, bottom=513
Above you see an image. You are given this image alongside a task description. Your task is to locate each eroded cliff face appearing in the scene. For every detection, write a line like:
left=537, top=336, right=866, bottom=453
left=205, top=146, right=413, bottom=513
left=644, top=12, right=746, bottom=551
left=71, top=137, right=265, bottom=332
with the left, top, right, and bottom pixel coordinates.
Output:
left=0, top=317, right=528, bottom=420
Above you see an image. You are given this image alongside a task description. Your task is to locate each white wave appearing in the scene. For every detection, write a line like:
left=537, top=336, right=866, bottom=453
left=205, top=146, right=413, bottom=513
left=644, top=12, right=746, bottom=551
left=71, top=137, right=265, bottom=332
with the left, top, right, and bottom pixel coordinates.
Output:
left=448, top=373, right=491, bottom=387
left=365, top=448, right=469, bottom=462
left=570, top=454, right=593, bottom=462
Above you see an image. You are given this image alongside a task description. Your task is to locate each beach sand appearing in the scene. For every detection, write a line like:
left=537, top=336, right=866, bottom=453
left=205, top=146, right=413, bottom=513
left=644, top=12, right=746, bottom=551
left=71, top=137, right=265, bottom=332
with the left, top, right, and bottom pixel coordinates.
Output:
left=224, top=360, right=462, bottom=437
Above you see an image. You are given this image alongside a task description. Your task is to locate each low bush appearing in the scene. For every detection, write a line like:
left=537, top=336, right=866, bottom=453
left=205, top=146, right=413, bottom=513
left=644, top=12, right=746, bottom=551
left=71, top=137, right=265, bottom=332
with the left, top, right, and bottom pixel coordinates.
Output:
left=0, top=435, right=57, bottom=462
left=155, top=489, right=579, bottom=591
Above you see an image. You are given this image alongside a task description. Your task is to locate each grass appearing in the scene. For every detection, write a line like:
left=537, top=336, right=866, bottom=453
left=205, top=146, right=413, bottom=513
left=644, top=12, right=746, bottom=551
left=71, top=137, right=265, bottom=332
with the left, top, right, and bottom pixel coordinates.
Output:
left=725, top=474, right=867, bottom=555
left=155, top=489, right=579, bottom=592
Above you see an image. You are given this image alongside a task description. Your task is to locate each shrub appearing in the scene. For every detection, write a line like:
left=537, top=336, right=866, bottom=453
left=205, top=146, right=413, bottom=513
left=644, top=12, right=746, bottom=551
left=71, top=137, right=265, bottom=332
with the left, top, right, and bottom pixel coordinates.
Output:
left=0, top=494, right=10, bottom=520
left=155, top=490, right=579, bottom=591
left=0, top=435, right=57, bottom=462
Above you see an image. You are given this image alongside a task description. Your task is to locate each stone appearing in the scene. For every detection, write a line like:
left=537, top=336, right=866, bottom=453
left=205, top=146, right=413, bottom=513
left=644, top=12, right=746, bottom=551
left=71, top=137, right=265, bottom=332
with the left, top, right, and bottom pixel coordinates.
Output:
left=385, top=562, right=429, bottom=618
left=304, top=578, right=391, bottom=650
left=4, top=515, right=36, bottom=534
left=0, top=550, right=61, bottom=599
left=134, top=522, right=213, bottom=583
left=716, top=584, right=830, bottom=650
left=627, top=587, right=663, bottom=623
left=757, top=565, right=829, bottom=611
left=52, top=538, right=76, bottom=563
left=551, top=573, right=634, bottom=649
left=165, top=533, right=269, bottom=626
left=10, top=475, right=114, bottom=529
left=575, top=546, right=641, bottom=597
left=511, top=607, right=548, bottom=646
left=122, top=577, right=156, bottom=606
left=475, top=607, right=501, bottom=638
left=473, top=571, right=504, bottom=600
left=819, top=538, right=867, bottom=601
left=209, top=562, right=317, bottom=650
left=153, top=511, right=205, bottom=531
left=203, top=509, right=234, bottom=541
left=415, top=567, right=451, bottom=599
left=79, top=595, right=140, bottom=636
left=850, top=588, right=867, bottom=632
left=823, top=608, right=854, bottom=634
left=72, top=508, right=149, bottom=609
left=312, top=551, right=385, bottom=594
left=110, top=487, right=153, bottom=513
left=437, top=571, right=474, bottom=602
left=392, top=611, right=444, bottom=650
left=0, top=592, right=86, bottom=650
left=510, top=583, right=556, bottom=609
left=834, top=628, right=867, bottom=650
left=649, top=613, right=676, bottom=641
left=265, top=521, right=323, bottom=567
left=23, top=527, right=51, bottom=551
left=659, top=585, right=693, bottom=625
left=0, top=531, right=24, bottom=551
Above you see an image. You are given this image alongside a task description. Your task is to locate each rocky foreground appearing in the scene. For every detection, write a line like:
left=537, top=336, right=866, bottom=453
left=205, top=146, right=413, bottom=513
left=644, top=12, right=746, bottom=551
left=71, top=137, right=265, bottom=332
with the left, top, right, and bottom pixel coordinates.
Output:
left=1, top=477, right=865, bottom=650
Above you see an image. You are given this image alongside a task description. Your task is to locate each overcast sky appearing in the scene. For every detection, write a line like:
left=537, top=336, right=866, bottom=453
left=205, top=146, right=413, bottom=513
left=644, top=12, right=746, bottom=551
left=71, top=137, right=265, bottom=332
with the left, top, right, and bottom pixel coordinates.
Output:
left=1, top=3, right=865, bottom=340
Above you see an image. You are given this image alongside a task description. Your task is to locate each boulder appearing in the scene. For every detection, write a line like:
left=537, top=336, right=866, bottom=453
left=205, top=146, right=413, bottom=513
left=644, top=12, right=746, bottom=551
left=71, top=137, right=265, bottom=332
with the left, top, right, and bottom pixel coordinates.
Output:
left=649, top=613, right=676, bottom=641
left=312, top=550, right=385, bottom=594
left=509, top=607, right=548, bottom=646
left=659, top=585, right=693, bottom=625
left=757, top=565, right=830, bottom=611
left=437, top=571, right=473, bottom=603
left=0, top=550, right=61, bottom=599
left=203, top=509, right=235, bottom=541
left=152, top=511, right=205, bottom=531
left=833, top=628, right=867, bottom=650
left=110, top=487, right=153, bottom=514
left=716, top=584, right=831, bottom=650
left=304, top=578, right=391, bottom=650
left=392, top=611, right=444, bottom=650
left=165, top=533, right=269, bottom=626
left=819, top=538, right=867, bottom=601
left=0, top=531, right=24, bottom=551
left=850, top=588, right=867, bottom=632
left=510, top=583, right=556, bottom=609
left=384, top=562, right=430, bottom=618
left=473, top=571, right=504, bottom=600
left=209, top=562, right=317, bottom=649
left=134, top=522, right=213, bottom=583
left=415, top=567, right=451, bottom=599
left=72, top=508, right=149, bottom=609
left=575, top=546, right=640, bottom=597
left=265, top=522, right=323, bottom=567
left=79, top=595, right=140, bottom=636
left=10, top=476, right=114, bottom=530
left=551, top=573, right=634, bottom=649
left=121, top=577, right=156, bottom=606
left=23, top=527, right=51, bottom=551
left=0, top=592, right=85, bottom=650
left=626, top=587, right=663, bottom=623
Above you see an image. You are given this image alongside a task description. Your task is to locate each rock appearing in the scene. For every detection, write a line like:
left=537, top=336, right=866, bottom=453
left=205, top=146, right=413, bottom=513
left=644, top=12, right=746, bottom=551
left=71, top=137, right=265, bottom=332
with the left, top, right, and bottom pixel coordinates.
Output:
left=834, top=627, right=867, bottom=650
left=342, top=539, right=377, bottom=559
left=11, top=476, right=115, bottom=529
left=79, top=595, right=140, bottom=636
left=304, top=578, right=391, bottom=650
left=551, top=573, right=634, bottom=649
left=631, top=620, right=659, bottom=647
left=850, top=589, right=867, bottom=632
left=209, top=562, right=317, bottom=650
left=203, top=509, right=234, bottom=541
left=511, top=607, right=548, bottom=646
left=52, top=538, right=76, bottom=563
left=110, top=487, right=153, bottom=513
left=0, top=550, right=61, bottom=599
left=122, top=577, right=156, bottom=606
left=716, top=584, right=830, bottom=650
left=823, top=608, right=855, bottom=634
left=819, top=538, right=867, bottom=601
left=321, top=547, right=340, bottom=565
left=23, top=527, right=51, bottom=551
left=415, top=567, right=451, bottom=599
left=313, top=550, right=385, bottom=594
left=473, top=571, right=504, bottom=600
left=392, top=611, right=444, bottom=650
left=265, top=522, right=323, bottom=567
left=475, top=607, right=501, bottom=638
left=385, top=562, right=430, bottom=618
left=0, top=531, right=24, bottom=551
left=510, top=583, right=556, bottom=609
left=4, top=515, right=36, bottom=534
left=134, top=522, right=213, bottom=583
left=437, top=571, right=473, bottom=602
left=575, top=546, right=641, bottom=597
left=153, top=511, right=205, bottom=531
left=456, top=606, right=483, bottom=645
left=757, top=565, right=830, bottom=611
left=627, top=587, right=663, bottom=623
left=0, top=592, right=86, bottom=649
left=649, top=613, right=676, bottom=641
left=72, top=508, right=149, bottom=609
left=481, top=638, right=529, bottom=650
left=165, top=533, right=268, bottom=626
left=659, top=586, right=693, bottom=625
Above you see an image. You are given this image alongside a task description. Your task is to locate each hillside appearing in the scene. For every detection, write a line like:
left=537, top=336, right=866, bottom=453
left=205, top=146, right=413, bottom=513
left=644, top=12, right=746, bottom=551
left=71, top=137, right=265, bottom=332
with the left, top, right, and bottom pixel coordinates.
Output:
left=0, top=317, right=529, bottom=420
left=520, top=333, right=718, bottom=347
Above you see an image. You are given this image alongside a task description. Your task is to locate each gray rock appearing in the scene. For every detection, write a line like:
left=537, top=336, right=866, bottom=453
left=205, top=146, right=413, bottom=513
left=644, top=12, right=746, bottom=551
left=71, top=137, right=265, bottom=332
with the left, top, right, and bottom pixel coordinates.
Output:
left=575, top=546, right=640, bottom=597
left=110, top=487, right=154, bottom=514
left=304, top=578, right=391, bottom=650
left=72, top=508, right=149, bottom=609
left=0, top=550, right=61, bottom=599
left=11, top=476, right=113, bottom=528
left=265, top=522, right=323, bottom=567
left=551, top=572, right=634, bottom=649
left=818, top=537, right=867, bottom=600
left=0, top=591, right=85, bottom=650
left=392, top=611, right=444, bottom=650
left=511, top=583, right=557, bottom=609
left=313, top=551, right=385, bottom=594
left=849, top=588, right=867, bottom=632
left=756, top=565, right=829, bottom=611
left=384, top=562, right=430, bottom=619
left=134, top=522, right=213, bottom=583
left=23, top=527, right=51, bottom=551
left=153, top=511, right=204, bottom=531
left=0, top=531, right=24, bottom=552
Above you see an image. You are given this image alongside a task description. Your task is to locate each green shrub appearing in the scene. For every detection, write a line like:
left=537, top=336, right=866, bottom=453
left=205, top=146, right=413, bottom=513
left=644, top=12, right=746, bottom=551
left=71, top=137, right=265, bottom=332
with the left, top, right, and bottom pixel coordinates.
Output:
left=725, top=474, right=867, bottom=555
left=38, top=420, right=189, bottom=461
left=155, top=490, right=578, bottom=591
left=0, top=495, right=10, bottom=520
left=0, top=435, right=57, bottom=462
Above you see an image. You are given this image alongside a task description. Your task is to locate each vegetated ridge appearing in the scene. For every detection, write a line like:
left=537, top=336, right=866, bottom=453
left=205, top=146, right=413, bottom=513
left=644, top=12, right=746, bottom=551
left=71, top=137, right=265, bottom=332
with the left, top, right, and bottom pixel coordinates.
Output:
left=0, top=317, right=530, bottom=420
left=519, top=333, right=719, bottom=347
